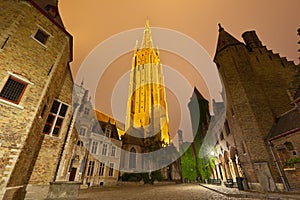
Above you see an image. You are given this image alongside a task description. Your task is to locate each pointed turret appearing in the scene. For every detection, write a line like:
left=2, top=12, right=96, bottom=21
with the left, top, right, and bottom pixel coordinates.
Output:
left=215, top=24, right=241, bottom=57
left=141, top=19, right=153, bottom=49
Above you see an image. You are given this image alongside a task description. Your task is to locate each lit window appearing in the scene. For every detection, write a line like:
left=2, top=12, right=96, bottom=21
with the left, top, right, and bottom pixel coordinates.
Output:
left=99, top=162, right=105, bottom=176
left=79, top=127, right=87, bottom=136
left=111, top=146, right=116, bottom=157
left=91, top=141, right=98, bottom=154
left=108, top=163, right=114, bottom=177
left=34, top=29, right=49, bottom=45
left=0, top=76, right=27, bottom=104
left=43, top=99, right=68, bottom=136
left=102, top=143, right=108, bottom=156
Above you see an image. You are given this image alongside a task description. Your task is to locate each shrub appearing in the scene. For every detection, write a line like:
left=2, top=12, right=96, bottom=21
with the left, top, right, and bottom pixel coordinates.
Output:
left=286, top=157, right=300, bottom=166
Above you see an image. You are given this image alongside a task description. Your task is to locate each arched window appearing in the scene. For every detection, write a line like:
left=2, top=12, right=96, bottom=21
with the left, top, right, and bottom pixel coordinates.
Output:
left=284, top=142, right=294, bottom=151
left=129, top=147, right=136, bottom=169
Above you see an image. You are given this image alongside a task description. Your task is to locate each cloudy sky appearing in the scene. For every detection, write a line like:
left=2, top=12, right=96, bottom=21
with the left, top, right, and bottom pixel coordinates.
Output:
left=58, top=0, right=299, bottom=141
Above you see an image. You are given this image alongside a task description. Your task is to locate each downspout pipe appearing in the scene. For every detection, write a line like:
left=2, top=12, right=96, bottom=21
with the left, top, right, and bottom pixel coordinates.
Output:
left=268, top=141, right=290, bottom=191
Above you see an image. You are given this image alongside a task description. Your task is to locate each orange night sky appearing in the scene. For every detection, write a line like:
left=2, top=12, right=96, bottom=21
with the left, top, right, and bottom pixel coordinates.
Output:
left=58, top=0, right=299, bottom=141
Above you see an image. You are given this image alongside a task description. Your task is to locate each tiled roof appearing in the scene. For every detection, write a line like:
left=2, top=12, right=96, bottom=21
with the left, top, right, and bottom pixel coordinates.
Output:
left=268, top=108, right=300, bottom=140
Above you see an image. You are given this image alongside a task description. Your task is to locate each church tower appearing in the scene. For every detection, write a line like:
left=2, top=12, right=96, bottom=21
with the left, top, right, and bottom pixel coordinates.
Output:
left=125, top=20, right=170, bottom=146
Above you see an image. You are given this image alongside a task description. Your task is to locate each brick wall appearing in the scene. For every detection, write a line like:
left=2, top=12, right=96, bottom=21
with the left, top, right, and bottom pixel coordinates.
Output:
left=215, top=33, right=298, bottom=190
left=0, top=1, right=73, bottom=199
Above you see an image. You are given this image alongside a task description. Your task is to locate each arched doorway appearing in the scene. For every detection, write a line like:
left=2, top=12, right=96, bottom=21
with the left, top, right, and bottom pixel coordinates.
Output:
left=219, top=154, right=226, bottom=180
left=224, top=151, right=233, bottom=179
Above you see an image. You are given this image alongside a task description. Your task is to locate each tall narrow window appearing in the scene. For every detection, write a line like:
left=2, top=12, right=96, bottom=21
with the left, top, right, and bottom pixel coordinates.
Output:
left=111, top=146, right=116, bottom=157
left=91, top=141, right=98, bottom=154
left=34, top=29, right=49, bottom=45
left=87, top=161, right=95, bottom=176
left=0, top=76, right=27, bottom=104
left=43, top=99, right=68, bottom=136
left=105, top=124, right=111, bottom=138
left=224, top=120, right=231, bottom=135
left=79, top=160, right=85, bottom=173
left=99, top=162, right=105, bottom=176
left=129, top=147, right=136, bottom=169
left=108, top=163, right=114, bottom=177
left=220, top=131, right=224, bottom=140
left=102, top=143, right=108, bottom=156
left=79, top=127, right=87, bottom=136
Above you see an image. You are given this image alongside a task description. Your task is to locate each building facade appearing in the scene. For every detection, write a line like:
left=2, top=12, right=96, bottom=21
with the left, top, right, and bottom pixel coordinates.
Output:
left=213, top=24, right=299, bottom=192
left=268, top=89, right=300, bottom=190
left=72, top=84, right=123, bottom=187
left=0, top=0, right=73, bottom=199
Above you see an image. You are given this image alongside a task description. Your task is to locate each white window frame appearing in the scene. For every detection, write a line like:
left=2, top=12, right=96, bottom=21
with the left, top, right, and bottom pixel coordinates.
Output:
left=108, top=163, right=114, bottom=177
left=91, top=141, right=98, bottom=154
left=99, top=162, right=105, bottom=176
left=43, top=99, right=69, bottom=137
left=31, top=24, right=53, bottom=48
left=111, top=146, right=116, bottom=157
left=102, top=143, right=108, bottom=156
left=79, top=126, right=87, bottom=136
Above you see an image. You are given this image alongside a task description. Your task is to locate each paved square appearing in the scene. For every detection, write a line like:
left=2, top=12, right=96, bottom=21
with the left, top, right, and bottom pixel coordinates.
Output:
left=78, top=184, right=259, bottom=200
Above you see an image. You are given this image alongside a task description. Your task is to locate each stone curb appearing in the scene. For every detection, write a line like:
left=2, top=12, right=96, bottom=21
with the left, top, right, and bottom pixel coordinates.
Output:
left=199, top=184, right=300, bottom=200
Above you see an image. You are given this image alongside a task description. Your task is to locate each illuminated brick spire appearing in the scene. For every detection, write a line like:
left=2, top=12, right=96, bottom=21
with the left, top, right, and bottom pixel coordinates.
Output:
left=125, top=20, right=170, bottom=146
left=141, top=19, right=153, bottom=49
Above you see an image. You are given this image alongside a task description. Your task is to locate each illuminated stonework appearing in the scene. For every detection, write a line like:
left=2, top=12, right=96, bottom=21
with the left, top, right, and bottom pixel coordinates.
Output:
left=125, top=20, right=170, bottom=145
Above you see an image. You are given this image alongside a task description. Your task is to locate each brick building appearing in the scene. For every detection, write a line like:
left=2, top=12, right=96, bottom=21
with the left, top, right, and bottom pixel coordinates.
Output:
left=268, top=88, right=300, bottom=190
left=267, top=29, right=300, bottom=191
left=0, top=0, right=74, bottom=199
left=213, top=24, right=299, bottom=192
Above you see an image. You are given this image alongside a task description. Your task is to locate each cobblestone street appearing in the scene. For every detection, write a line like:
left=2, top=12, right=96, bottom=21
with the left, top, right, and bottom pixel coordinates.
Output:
left=77, top=184, right=259, bottom=200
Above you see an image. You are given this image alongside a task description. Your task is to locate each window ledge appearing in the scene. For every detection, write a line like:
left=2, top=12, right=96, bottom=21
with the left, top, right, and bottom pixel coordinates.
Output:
left=284, top=167, right=296, bottom=171
left=0, top=99, right=24, bottom=110
left=44, top=134, right=61, bottom=140
left=7, top=71, right=34, bottom=85
left=30, top=35, right=47, bottom=49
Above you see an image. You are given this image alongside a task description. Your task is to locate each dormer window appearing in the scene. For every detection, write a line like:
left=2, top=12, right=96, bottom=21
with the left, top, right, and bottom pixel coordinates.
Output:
left=45, top=4, right=58, bottom=18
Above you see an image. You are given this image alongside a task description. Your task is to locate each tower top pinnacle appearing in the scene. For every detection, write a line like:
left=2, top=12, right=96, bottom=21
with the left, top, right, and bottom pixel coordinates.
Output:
left=214, top=24, right=241, bottom=58
left=141, top=19, right=153, bottom=49
left=218, top=23, right=224, bottom=32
